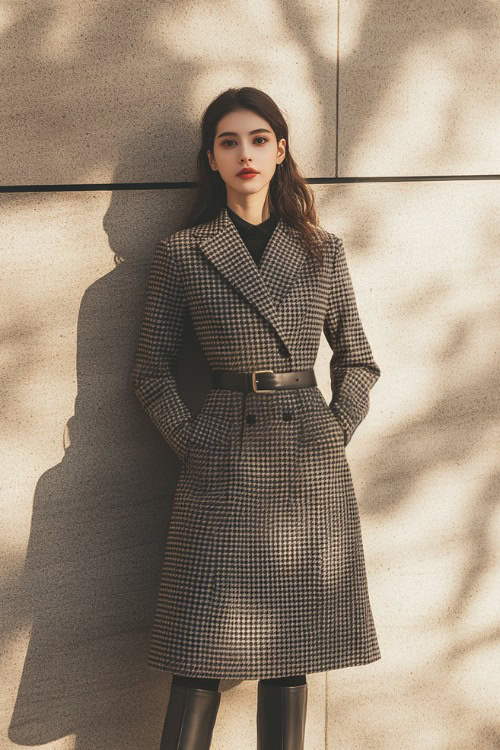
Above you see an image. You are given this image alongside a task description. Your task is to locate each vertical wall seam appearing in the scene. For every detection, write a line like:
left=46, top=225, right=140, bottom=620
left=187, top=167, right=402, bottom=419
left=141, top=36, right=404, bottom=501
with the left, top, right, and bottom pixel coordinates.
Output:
left=325, top=670, right=328, bottom=750
left=335, top=0, right=341, bottom=179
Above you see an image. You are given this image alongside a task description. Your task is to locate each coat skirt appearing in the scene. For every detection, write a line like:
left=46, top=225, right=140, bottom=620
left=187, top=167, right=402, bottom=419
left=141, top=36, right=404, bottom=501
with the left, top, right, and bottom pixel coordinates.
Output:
left=131, top=206, right=381, bottom=679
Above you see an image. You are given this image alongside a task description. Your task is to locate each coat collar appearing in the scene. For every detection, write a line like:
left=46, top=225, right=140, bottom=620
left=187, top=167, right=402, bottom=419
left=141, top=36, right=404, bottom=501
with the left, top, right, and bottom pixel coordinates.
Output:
left=196, top=206, right=308, bottom=351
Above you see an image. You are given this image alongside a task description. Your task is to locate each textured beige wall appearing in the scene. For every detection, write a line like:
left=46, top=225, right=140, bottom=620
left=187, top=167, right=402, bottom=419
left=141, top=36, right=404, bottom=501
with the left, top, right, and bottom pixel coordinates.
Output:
left=2, top=0, right=499, bottom=184
left=2, top=1, right=499, bottom=749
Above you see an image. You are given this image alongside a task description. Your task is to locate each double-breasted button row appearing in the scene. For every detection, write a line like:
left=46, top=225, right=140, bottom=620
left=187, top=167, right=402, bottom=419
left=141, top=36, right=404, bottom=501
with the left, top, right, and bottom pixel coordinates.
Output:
left=246, top=411, right=293, bottom=423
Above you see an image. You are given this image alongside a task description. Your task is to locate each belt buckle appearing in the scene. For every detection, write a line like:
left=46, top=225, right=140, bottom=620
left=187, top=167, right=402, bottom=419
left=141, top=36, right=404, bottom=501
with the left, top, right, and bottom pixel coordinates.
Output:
left=251, top=369, right=274, bottom=393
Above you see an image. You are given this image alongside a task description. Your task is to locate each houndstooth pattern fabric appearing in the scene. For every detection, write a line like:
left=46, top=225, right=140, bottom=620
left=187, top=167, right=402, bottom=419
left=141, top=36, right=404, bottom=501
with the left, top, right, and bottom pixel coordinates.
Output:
left=131, top=205, right=381, bottom=679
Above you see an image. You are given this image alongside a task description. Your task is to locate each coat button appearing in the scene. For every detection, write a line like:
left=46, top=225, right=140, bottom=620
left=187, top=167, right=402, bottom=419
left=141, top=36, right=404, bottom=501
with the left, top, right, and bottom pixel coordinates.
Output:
left=246, top=414, right=256, bottom=424
left=282, top=411, right=293, bottom=421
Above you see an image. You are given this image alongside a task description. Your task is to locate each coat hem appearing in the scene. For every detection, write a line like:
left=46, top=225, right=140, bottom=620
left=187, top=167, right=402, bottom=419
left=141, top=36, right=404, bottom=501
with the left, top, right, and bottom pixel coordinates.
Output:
left=146, top=652, right=381, bottom=680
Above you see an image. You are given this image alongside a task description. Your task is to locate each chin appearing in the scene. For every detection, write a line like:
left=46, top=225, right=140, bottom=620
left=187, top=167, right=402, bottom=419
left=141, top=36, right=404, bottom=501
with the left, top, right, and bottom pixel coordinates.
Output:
left=233, top=178, right=267, bottom=191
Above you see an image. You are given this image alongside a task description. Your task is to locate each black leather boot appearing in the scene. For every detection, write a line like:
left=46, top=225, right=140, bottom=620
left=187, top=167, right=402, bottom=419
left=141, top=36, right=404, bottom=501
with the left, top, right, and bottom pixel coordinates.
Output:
left=159, top=682, right=221, bottom=749
left=257, top=681, right=308, bottom=750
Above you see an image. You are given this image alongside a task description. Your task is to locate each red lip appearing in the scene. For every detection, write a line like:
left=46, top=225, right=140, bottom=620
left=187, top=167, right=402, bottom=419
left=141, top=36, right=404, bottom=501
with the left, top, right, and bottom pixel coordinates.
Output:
left=237, top=169, right=259, bottom=176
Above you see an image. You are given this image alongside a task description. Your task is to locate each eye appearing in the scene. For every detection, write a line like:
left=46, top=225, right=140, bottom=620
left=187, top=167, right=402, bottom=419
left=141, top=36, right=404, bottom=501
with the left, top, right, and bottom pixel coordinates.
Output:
left=221, top=137, right=269, bottom=147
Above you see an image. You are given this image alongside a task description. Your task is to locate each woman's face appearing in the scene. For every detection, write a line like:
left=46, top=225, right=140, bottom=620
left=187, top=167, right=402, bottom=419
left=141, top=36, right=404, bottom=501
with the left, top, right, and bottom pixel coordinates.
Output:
left=207, top=108, right=286, bottom=205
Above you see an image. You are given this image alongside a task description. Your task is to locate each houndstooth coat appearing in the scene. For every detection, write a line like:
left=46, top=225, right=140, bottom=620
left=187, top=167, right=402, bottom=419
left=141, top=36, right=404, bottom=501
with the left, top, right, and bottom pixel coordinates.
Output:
left=131, top=205, right=381, bottom=679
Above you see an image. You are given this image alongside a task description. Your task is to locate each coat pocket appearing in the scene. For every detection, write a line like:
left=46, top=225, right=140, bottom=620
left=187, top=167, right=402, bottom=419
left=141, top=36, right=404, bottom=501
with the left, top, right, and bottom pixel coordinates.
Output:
left=182, top=402, right=232, bottom=494
left=186, top=407, right=231, bottom=452
left=299, top=400, right=345, bottom=447
left=182, top=412, right=232, bottom=524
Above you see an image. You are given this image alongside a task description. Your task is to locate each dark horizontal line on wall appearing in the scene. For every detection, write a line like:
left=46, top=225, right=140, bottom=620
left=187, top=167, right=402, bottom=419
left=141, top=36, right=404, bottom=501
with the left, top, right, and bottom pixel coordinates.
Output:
left=1, top=174, right=499, bottom=193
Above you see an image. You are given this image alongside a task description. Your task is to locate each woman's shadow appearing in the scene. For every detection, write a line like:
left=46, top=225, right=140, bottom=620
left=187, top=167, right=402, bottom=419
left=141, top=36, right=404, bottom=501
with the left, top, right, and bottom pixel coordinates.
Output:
left=9, top=130, right=237, bottom=749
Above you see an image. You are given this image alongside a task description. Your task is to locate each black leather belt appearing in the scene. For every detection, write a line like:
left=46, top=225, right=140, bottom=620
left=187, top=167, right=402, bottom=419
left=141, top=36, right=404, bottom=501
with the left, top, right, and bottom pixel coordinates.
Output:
left=212, top=369, right=317, bottom=393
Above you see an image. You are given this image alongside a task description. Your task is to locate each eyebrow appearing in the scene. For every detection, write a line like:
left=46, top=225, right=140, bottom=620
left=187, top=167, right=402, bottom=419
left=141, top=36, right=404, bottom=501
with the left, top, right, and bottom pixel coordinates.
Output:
left=216, top=128, right=272, bottom=139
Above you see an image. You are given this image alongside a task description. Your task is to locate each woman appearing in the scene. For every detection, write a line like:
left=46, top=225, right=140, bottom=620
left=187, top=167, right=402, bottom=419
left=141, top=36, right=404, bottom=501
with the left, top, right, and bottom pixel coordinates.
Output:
left=131, top=86, right=381, bottom=750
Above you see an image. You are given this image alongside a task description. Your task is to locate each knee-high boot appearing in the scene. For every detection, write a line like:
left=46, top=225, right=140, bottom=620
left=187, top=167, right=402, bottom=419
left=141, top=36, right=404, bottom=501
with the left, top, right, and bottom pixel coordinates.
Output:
left=159, top=682, right=221, bottom=750
left=257, top=681, right=308, bottom=750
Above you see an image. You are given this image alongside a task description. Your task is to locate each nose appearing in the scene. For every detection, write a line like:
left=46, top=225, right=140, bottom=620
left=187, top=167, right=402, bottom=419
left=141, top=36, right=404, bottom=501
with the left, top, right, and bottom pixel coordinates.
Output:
left=238, top=144, right=253, bottom=163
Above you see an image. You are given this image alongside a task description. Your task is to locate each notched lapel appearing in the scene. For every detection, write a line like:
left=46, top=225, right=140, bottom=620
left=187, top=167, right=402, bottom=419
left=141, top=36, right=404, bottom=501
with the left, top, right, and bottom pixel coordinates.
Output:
left=197, top=207, right=308, bottom=351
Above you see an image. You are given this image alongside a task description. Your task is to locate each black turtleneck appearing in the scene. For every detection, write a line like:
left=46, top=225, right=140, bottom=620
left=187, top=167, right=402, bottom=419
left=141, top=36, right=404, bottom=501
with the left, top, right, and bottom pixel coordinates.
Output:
left=226, top=205, right=278, bottom=267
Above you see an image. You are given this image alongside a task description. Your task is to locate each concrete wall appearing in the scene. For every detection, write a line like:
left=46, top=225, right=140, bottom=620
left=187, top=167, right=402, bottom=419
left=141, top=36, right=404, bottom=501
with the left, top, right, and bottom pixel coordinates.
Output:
left=1, top=1, right=499, bottom=748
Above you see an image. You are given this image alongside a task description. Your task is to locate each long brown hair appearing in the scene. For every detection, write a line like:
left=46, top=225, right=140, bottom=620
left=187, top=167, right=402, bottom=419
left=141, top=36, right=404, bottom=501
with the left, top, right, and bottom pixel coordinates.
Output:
left=180, top=86, right=330, bottom=265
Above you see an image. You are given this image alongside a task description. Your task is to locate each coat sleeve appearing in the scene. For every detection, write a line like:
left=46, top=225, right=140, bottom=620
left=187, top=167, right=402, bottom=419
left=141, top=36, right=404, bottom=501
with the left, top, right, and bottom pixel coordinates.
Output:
left=323, top=235, right=381, bottom=446
left=130, top=236, right=193, bottom=460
